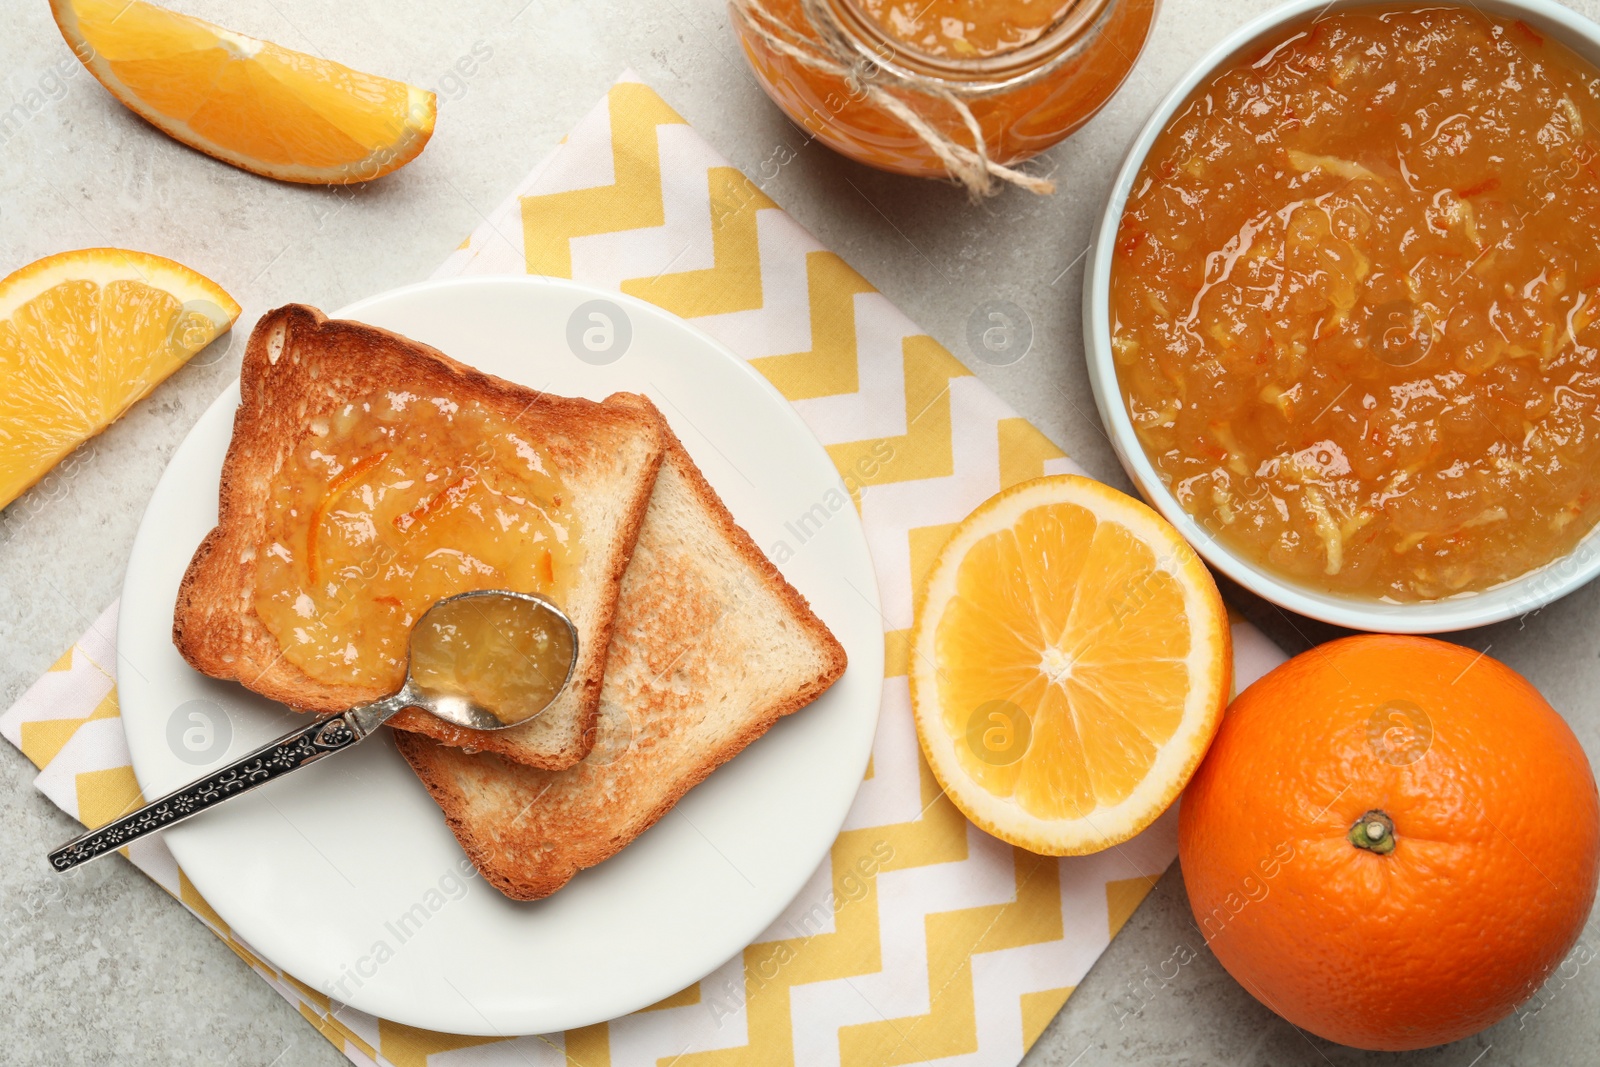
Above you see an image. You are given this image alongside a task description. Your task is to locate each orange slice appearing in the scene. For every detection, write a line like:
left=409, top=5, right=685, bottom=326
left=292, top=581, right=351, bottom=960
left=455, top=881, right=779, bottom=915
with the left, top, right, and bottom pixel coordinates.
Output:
left=0, top=248, right=240, bottom=509
left=910, top=475, right=1231, bottom=855
left=51, top=0, right=435, bottom=184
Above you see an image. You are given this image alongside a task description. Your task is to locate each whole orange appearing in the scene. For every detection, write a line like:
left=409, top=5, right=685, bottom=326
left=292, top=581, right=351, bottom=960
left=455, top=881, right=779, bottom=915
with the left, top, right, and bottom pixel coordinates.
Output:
left=1179, top=634, right=1599, bottom=1051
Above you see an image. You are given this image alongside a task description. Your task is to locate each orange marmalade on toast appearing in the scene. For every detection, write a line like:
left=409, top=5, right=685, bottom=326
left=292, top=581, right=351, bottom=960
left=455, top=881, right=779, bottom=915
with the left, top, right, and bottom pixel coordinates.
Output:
left=252, top=390, right=580, bottom=691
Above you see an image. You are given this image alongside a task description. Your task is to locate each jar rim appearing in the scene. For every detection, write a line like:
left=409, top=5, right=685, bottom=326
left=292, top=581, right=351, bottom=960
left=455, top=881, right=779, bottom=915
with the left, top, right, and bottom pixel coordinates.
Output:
left=824, top=0, right=1117, bottom=88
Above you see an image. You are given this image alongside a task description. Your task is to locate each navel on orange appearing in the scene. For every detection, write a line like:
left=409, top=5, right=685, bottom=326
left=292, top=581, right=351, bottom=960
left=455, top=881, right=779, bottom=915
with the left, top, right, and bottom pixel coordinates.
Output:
left=1180, top=636, right=1600, bottom=1051
left=910, top=475, right=1231, bottom=855
left=51, top=0, right=436, bottom=184
left=0, top=248, right=240, bottom=508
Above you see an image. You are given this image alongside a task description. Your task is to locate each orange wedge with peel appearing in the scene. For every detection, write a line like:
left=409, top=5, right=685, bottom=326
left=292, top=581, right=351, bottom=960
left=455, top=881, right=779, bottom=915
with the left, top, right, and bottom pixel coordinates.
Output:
left=910, top=475, right=1231, bottom=855
left=51, top=0, right=436, bottom=184
left=0, top=248, right=240, bottom=509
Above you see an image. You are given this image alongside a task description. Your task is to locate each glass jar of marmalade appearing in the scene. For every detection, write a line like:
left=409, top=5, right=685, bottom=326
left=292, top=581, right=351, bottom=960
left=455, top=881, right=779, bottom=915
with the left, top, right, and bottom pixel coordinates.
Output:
left=730, top=0, right=1159, bottom=188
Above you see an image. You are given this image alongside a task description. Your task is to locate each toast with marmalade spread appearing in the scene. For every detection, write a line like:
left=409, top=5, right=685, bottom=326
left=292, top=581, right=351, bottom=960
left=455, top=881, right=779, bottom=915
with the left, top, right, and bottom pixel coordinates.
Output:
left=173, top=304, right=665, bottom=770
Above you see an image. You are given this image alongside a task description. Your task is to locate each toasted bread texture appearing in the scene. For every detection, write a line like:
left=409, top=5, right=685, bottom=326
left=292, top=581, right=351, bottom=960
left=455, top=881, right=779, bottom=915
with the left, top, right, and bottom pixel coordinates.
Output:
left=173, top=304, right=665, bottom=771
left=396, top=424, right=849, bottom=900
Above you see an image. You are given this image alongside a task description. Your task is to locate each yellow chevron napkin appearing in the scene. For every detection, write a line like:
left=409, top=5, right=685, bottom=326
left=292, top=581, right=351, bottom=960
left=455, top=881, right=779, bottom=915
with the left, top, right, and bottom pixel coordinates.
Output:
left=1, top=73, right=1288, bottom=1067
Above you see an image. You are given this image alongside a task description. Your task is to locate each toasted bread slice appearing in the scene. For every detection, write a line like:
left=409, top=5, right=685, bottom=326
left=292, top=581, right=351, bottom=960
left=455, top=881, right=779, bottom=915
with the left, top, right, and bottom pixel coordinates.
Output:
left=396, top=421, right=849, bottom=900
left=173, top=304, right=665, bottom=770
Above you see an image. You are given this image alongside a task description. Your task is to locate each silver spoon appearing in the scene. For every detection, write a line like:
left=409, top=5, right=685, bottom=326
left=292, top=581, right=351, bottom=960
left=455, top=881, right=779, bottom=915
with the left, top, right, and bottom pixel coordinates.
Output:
left=48, top=590, right=577, bottom=872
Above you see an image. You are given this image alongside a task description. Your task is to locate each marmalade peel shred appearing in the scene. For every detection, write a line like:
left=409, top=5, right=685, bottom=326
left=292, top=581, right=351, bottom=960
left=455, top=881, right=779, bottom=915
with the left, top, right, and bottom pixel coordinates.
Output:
left=1112, top=5, right=1600, bottom=600
left=253, top=391, right=580, bottom=691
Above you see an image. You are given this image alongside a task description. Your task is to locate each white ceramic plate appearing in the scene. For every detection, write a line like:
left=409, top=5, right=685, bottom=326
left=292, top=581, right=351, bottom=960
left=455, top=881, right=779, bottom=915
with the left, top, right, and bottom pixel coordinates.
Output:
left=116, top=276, right=883, bottom=1036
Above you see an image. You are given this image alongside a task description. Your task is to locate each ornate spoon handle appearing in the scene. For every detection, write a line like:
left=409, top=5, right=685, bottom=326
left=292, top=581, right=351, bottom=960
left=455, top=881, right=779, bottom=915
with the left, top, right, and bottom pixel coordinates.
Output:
left=48, top=712, right=366, bottom=872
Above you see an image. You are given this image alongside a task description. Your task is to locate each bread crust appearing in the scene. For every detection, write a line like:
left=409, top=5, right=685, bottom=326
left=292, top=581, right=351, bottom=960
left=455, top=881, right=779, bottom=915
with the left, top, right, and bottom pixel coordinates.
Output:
left=172, top=304, right=665, bottom=770
left=396, top=411, right=849, bottom=899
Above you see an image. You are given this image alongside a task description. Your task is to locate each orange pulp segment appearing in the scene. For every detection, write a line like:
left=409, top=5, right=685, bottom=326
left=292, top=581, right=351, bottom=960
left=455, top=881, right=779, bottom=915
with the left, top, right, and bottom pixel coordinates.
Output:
left=0, top=247, right=240, bottom=509
left=910, top=475, right=1231, bottom=854
left=51, top=0, right=436, bottom=184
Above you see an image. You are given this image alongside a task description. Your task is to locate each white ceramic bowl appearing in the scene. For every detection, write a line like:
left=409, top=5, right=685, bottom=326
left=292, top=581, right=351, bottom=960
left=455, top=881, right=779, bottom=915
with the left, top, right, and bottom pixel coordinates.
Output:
left=1083, top=0, right=1600, bottom=633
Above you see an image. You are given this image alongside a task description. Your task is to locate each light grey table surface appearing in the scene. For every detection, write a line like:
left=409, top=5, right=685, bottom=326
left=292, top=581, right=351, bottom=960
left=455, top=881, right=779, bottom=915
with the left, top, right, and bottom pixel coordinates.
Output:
left=2, top=0, right=1598, bottom=1064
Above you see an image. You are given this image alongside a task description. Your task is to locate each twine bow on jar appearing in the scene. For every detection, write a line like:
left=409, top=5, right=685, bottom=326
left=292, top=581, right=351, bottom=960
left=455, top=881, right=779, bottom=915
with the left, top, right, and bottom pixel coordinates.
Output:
left=731, top=0, right=1059, bottom=199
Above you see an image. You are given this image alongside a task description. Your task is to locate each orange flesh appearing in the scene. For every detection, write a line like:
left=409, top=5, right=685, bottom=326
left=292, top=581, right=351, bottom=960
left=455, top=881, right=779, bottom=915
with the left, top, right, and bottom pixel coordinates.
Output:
left=933, top=502, right=1193, bottom=820
left=732, top=0, right=1156, bottom=176
left=253, top=392, right=578, bottom=691
left=858, top=0, right=1078, bottom=58
left=0, top=271, right=230, bottom=508
left=58, top=0, right=432, bottom=183
left=1113, top=5, right=1600, bottom=601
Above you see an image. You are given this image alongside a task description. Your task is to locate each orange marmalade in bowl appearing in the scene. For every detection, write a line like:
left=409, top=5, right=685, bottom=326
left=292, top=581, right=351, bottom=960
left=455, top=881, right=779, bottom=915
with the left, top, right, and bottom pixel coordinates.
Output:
left=1112, top=5, right=1600, bottom=601
left=253, top=390, right=580, bottom=690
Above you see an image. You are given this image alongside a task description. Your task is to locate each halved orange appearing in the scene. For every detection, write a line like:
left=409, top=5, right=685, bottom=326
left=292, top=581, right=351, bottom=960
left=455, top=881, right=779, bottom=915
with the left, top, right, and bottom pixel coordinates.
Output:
left=52, top=0, right=436, bottom=184
left=910, top=475, right=1231, bottom=855
left=0, top=248, right=240, bottom=509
